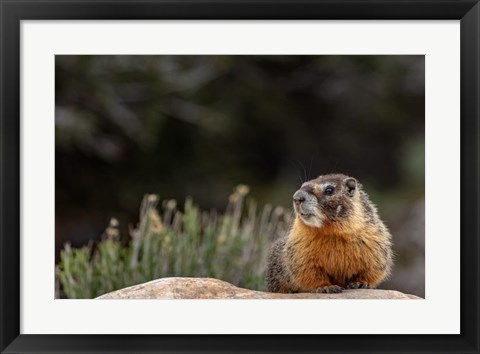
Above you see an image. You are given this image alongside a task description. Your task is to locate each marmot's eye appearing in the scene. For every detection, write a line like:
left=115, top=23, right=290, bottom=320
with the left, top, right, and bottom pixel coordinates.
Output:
left=324, top=186, right=334, bottom=195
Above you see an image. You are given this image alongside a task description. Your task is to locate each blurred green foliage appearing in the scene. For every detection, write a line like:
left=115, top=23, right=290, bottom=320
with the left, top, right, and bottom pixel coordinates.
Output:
left=57, top=187, right=290, bottom=298
left=55, top=55, right=424, bottom=223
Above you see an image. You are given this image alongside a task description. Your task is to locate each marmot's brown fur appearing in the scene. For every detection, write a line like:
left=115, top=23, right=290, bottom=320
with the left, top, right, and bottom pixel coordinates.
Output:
left=266, top=173, right=393, bottom=293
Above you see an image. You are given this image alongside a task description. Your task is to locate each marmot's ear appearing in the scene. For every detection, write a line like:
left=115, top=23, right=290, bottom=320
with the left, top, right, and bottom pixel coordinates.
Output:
left=344, top=177, right=357, bottom=195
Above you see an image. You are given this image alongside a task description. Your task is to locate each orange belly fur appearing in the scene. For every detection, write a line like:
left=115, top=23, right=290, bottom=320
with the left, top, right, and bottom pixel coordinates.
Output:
left=286, top=218, right=387, bottom=290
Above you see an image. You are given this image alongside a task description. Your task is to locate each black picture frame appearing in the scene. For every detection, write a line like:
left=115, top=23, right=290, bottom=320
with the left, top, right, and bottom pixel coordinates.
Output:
left=1, top=1, right=479, bottom=353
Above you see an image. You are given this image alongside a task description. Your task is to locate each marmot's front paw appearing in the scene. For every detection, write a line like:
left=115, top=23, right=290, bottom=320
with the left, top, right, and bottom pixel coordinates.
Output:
left=346, top=282, right=370, bottom=289
left=314, top=285, right=344, bottom=293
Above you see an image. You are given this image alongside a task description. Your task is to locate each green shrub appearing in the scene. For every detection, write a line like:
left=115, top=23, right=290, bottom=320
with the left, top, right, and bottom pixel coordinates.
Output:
left=56, top=186, right=292, bottom=298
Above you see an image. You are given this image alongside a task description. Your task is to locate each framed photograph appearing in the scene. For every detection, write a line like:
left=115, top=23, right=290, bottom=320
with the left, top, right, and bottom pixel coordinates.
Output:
left=1, top=1, right=479, bottom=353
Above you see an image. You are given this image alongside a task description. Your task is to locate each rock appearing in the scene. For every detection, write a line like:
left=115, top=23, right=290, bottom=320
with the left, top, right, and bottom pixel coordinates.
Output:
left=96, top=277, right=421, bottom=299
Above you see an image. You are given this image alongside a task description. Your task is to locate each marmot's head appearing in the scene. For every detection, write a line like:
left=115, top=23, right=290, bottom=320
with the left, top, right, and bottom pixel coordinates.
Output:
left=293, top=173, right=360, bottom=228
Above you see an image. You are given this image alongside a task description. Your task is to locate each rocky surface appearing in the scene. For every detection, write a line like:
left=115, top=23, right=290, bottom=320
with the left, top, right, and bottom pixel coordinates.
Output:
left=96, top=277, right=421, bottom=299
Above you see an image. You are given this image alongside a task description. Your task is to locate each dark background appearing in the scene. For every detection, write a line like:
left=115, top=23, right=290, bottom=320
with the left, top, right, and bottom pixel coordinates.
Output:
left=55, top=55, right=425, bottom=296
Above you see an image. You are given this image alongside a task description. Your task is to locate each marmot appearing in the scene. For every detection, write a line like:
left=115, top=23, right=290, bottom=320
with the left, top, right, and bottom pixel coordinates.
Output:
left=266, top=173, right=393, bottom=293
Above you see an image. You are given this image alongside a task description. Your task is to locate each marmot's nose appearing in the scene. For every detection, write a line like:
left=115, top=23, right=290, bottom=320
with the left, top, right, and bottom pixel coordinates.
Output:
left=293, top=190, right=307, bottom=204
